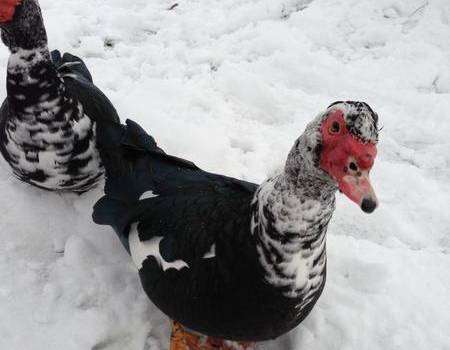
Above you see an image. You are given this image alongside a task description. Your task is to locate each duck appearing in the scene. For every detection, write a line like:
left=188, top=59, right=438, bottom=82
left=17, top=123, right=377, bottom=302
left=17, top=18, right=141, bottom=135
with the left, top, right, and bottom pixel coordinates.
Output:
left=0, top=0, right=120, bottom=192
left=93, top=101, right=380, bottom=349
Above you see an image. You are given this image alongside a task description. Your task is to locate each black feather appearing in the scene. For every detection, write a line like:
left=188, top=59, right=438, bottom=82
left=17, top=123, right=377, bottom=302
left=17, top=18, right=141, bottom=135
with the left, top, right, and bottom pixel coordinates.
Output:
left=52, top=50, right=120, bottom=126
left=92, top=117, right=322, bottom=341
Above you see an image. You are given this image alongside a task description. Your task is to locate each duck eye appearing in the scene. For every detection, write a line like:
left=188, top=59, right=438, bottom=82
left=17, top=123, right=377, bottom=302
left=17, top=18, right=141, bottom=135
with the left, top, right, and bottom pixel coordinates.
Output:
left=349, top=162, right=358, bottom=171
left=329, top=121, right=341, bottom=134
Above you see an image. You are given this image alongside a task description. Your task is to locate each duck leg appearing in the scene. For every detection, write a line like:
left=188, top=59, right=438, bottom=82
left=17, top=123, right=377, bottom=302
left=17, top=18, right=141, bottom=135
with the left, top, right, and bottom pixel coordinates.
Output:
left=170, top=321, right=256, bottom=350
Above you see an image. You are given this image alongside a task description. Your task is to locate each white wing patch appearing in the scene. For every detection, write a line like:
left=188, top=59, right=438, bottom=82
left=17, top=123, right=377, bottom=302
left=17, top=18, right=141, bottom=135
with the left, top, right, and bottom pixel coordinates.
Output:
left=129, top=224, right=189, bottom=271
left=139, top=191, right=158, bottom=200
left=202, top=244, right=216, bottom=259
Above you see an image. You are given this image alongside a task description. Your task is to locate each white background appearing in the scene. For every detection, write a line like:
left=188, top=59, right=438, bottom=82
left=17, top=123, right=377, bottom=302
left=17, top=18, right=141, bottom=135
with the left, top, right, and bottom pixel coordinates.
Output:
left=0, top=0, right=449, bottom=349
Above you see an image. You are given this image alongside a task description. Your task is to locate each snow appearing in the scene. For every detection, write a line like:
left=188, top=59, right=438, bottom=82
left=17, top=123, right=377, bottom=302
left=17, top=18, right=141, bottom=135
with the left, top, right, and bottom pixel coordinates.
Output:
left=0, top=0, right=449, bottom=349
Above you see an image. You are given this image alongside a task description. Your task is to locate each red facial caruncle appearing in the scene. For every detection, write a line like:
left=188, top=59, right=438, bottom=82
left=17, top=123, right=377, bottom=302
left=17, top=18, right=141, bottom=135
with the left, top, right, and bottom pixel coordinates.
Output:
left=0, top=0, right=21, bottom=23
left=319, top=109, right=378, bottom=213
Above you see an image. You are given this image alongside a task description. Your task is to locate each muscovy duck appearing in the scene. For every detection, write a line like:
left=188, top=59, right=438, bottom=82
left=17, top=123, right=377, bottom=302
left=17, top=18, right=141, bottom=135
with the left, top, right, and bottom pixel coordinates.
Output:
left=0, top=0, right=119, bottom=192
left=93, top=101, right=379, bottom=349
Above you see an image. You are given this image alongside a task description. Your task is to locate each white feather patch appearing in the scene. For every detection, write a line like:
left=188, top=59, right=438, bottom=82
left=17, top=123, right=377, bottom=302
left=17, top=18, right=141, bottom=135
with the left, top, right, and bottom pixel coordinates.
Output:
left=129, top=224, right=189, bottom=271
left=202, top=244, right=216, bottom=259
left=139, top=191, right=158, bottom=200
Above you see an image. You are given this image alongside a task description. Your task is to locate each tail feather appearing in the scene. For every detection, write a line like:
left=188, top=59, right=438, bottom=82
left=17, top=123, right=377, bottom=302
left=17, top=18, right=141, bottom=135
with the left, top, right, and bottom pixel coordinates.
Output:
left=92, top=197, right=132, bottom=252
left=122, top=119, right=161, bottom=152
left=51, top=50, right=93, bottom=83
left=50, top=50, right=62, bottom=65
left=93, top=118, right=201, bottom=248
left=51, top=49, right=120, bottom=126
left=92, top=119, right=162, bottom=243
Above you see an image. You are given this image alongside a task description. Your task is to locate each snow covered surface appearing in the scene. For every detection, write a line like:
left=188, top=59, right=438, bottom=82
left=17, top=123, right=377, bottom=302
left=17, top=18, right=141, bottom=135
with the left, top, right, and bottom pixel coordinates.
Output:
left=1, top=0, right=449, bottom=349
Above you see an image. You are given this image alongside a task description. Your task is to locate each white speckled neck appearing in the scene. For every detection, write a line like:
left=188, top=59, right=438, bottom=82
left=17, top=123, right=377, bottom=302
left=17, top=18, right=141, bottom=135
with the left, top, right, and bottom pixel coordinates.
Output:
left=8, top=47, right=49, bottom=74
left=251, top=130, right=336, bottom=299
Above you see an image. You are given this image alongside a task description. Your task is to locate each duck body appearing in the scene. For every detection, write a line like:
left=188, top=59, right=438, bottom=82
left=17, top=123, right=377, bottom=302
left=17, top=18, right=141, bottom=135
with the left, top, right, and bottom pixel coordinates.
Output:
left=94, top=117, right=337, bottom=341
left=130, top=173, right=328, bottom=341
left=0, top=0, right=119, bottom=192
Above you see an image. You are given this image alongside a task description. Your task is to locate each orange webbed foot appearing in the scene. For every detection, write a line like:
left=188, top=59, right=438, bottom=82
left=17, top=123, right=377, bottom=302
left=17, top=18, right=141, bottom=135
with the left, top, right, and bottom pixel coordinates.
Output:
left=170, top=321, right=256, bottom=350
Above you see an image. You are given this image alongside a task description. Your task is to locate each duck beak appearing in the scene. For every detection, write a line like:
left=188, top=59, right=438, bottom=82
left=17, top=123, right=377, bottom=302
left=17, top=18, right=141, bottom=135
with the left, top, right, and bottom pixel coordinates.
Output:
left=338, top=170, right=378, bottom=213
left=320, top=131, right=379, bottom=213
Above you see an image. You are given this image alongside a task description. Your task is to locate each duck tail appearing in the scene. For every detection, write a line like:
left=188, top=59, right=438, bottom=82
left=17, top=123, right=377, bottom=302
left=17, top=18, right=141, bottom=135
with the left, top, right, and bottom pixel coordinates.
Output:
left=92, top=196, right=131, bottom=250
left=51, top=50, right=93, bottom=83
left=93, top=119, right=162, bottom=251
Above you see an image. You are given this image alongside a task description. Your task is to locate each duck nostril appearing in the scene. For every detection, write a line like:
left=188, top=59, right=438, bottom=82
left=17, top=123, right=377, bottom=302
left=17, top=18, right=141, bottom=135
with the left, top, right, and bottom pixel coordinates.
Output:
left=349, top=162, right=358, bottom=171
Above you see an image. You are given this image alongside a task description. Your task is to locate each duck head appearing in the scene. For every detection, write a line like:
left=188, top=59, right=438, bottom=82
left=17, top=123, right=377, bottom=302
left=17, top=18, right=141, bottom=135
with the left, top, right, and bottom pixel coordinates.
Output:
left=286, top=101, right=379, bottom=213
left=0, top=0, right=47, bottom=51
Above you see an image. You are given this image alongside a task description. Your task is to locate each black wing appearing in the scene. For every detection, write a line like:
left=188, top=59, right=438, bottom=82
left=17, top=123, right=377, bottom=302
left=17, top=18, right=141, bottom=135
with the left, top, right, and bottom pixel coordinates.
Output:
left=135, top=178, right=256, bottom=267
left=93, top=118, right=258, bottom=260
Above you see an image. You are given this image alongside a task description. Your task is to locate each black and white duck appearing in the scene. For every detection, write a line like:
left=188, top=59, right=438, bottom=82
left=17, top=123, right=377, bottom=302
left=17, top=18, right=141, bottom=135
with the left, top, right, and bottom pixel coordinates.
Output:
left=0, top=0, right=119, bottom=192
left=93, top=101, right=380, bottom=349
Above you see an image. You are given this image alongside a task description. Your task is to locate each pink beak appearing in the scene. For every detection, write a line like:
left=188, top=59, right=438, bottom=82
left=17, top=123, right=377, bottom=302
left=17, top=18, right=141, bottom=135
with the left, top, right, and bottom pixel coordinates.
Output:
left=339, top=170, right=378, bottom=213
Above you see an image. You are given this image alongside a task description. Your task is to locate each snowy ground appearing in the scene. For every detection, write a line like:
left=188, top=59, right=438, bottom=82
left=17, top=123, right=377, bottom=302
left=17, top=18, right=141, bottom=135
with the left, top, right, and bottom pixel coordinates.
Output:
left=1, top=0, right=449, bottom=349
